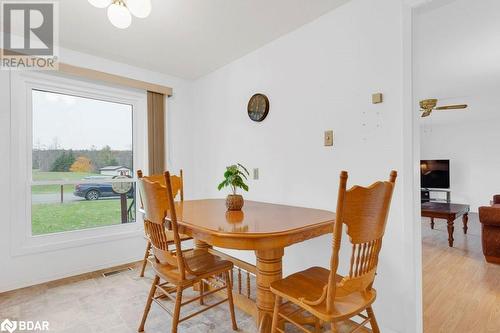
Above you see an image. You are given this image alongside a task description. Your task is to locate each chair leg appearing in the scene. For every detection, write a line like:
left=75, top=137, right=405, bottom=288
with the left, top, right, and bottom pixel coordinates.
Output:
left=171, top=286, right=183, bottom=333
left=330, top=322, right=338, bottom=333
left=199, top=280, right=205, bottom=305
left=271, top=295, right=281, bottom=333
left=139, top=241, right=151, bottom=277
left=225, top=271, right=238, bottom=330
left=314, top=318, right=321, bottom=333
left=138, top=275, right=159, bottom=332
left=366, top=306, right=380, bottom=333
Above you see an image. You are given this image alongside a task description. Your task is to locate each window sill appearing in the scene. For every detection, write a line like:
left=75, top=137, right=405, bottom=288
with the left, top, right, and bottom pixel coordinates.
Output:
left=11, top=223, right=144, bottom=257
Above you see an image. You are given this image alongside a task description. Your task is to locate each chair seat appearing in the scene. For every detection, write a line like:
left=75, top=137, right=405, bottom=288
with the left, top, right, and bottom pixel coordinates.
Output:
left=151, top=250, right=233, bottom=286
left=270, top=267, right=376, bottom=322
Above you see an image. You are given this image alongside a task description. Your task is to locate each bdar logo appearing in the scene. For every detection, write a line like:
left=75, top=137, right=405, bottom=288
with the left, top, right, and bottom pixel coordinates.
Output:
left=0, top=319, right=17, bottom=333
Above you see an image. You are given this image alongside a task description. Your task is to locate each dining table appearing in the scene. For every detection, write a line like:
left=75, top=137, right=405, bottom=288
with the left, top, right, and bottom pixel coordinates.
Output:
left=167, top=199, right=336, bottom=333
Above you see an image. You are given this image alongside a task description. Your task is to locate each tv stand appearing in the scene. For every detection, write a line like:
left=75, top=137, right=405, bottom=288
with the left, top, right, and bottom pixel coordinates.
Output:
left=421, top=188, right=451, bottom=203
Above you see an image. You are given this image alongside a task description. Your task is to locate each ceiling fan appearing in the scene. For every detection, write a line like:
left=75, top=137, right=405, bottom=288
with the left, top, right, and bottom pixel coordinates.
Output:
left=419, top=99, right=468, bottom=118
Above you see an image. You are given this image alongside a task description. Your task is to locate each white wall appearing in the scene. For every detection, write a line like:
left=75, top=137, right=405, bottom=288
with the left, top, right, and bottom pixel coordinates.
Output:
left=415, top=0, right=500, bottom=211
left=0, top=48, right=194, bottom=291
left=190, top=0, right=413, bottom=332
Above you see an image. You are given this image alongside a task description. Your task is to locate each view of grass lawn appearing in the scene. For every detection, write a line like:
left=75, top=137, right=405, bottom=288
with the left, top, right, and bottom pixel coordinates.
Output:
left=32, top=170, right=98, bottom=194
left=32, top=198, right=136, bottom=235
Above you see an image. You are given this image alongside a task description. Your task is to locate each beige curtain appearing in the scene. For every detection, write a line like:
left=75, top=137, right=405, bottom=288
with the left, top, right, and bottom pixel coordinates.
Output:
left=147, top=91, right=165, bottom=175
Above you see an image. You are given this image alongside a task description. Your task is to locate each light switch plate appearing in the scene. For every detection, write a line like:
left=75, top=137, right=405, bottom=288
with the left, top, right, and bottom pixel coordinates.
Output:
left=253, top=168, right=259, bottom=180
left=324, top=130, right=334, bottom=146
left=372, top=93, right=383, bottom=104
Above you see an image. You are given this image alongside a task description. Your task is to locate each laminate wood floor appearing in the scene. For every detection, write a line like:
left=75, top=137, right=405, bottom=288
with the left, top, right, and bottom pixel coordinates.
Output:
left=422, top=213, right=500, bottom=333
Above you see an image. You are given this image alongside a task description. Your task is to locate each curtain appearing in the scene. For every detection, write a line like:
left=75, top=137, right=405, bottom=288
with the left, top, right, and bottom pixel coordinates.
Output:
left=147, top=91, right=165, bottom=174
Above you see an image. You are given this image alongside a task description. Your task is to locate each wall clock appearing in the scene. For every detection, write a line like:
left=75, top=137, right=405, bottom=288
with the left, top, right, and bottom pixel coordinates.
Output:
left=247, top=93, right=269, bottom=122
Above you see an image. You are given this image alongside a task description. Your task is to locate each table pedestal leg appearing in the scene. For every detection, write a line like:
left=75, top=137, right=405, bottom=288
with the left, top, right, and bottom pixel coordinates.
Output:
left=430, top=218, right=435, bottom=229
left=256, top=248, right=284, bottom=333
left=447, top=218, right=455, bottom=247
left=463, top=213, right=469, bottom=234
left=193, top=239, right=212, bottom=291
left=195, top=239, right=212, bottom=251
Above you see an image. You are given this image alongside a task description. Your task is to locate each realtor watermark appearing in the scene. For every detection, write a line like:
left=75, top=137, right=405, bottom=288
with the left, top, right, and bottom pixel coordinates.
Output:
left=1, top=1, right=59, bottom=70
left=1, top=319, right=50, bottom=332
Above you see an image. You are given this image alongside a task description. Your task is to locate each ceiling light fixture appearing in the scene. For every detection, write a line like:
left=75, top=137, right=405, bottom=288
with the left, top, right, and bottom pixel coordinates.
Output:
left=88, top=0, right=151, bottom=29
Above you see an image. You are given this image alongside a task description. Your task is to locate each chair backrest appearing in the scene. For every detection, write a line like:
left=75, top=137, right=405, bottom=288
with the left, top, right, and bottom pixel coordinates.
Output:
left=137, top=171, right=187, bottom=280
left=137, top=169, right=184, bottom=203
left=326, top=170, right=397, bottom=312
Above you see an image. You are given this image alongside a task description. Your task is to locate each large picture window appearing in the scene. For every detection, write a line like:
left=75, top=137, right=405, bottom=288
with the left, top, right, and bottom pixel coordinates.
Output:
left=10, top=71, right=147, bottom=254
left=31, top=90, right=136, bottom=235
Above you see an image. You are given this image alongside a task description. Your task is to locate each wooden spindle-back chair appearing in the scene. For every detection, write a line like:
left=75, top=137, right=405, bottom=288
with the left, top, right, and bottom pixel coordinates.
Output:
left=270, top=170, right=397, bottom=333
left=137, top=169, right=191, bottom=277
left=137, top=172, right=238, bottom=333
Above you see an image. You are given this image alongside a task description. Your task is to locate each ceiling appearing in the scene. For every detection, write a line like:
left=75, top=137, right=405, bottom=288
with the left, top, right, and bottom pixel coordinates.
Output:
left=414, top=0, right=500, bottom=124
left=59, top=0, right=350, bottom=79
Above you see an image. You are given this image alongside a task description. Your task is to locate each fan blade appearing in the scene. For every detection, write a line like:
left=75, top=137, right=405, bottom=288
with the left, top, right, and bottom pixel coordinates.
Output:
left=421, top=109, right=432, bottom=117
left=435, top=104, right=468, bottom=110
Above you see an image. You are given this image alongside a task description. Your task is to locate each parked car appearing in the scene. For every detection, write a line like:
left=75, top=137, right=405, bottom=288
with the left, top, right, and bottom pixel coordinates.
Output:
left=74, top=176, right=134, bottom=200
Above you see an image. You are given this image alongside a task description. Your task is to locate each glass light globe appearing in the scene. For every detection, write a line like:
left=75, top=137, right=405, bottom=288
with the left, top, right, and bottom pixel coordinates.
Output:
left=107, top=2, right=132, bottom=29
left=124, top=0, right=152, bottom=18
left=88, top=0, right=112, bottom=8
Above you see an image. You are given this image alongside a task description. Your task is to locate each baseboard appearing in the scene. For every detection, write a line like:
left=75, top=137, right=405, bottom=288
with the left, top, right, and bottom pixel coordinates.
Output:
left=350, top=314, right=400, bottom=333
left=380, top=326, right=399, bottom=333
left=0, top=256, right=143, bottom=293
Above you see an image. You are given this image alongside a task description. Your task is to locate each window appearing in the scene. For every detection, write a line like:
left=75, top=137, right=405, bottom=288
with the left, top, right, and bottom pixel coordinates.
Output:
left=31, top=90, right=136, bottom=235
left=11, top=72, right=147, bottom=254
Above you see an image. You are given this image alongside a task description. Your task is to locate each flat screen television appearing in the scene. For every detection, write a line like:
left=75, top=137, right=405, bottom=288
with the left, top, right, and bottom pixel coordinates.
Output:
left=420, top=160, right=450, bottom=189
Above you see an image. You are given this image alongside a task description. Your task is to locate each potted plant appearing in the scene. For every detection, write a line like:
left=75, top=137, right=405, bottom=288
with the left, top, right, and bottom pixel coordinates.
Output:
left=218, top=164, right=249, bottom=211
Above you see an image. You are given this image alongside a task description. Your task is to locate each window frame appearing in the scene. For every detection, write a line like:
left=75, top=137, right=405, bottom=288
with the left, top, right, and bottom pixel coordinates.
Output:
left=10, top=71, right=147, bottom=256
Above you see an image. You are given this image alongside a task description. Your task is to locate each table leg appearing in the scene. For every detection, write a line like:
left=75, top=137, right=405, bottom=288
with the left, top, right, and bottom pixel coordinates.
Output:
left=430, top=217, right=435, bottom=230
left=447, top=218, right=455, bottom=247
left=463, top=213, right=469, bottom=234
left=256, top=248, right=284, bottom=333
left=193, top=239, right=212, bottom=291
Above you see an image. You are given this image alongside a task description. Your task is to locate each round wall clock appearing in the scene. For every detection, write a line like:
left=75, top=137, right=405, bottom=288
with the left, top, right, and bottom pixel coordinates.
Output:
left=247, top=93, right=269, bottom=122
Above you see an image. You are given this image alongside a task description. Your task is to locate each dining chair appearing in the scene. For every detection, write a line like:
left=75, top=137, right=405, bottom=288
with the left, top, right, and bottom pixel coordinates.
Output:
left=137, top=169, right=192, bottom=277
left=270, top=170, right=397, bottom=333
left=137, top=171, right=238, bottom=333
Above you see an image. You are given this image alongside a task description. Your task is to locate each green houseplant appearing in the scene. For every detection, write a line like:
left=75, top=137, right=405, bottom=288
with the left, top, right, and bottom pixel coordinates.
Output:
left=218, top=164, right=250, bottom=211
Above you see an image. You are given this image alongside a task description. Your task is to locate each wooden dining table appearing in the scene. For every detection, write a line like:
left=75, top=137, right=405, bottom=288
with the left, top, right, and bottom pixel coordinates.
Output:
left=167, top=199, right=336, bottom=333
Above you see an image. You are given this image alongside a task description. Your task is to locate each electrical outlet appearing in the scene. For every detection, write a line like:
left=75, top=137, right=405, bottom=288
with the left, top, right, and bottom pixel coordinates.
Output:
left=324, top=130, right=334, bottom=146
left=253, top=168, right=259, bottom=180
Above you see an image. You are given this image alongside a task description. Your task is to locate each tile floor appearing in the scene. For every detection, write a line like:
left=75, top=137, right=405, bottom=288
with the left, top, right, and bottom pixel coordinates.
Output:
left=0, top=263, right=365, bottom=332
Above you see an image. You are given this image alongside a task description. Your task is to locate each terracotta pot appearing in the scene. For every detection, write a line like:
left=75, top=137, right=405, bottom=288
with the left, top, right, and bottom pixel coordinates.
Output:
left=226, top=194, right=244, bottom=211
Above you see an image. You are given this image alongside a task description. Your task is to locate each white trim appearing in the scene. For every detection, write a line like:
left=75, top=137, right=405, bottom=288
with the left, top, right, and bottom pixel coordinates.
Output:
left=10, top=71, right=148, bottom=256
left=14, top=226, right=143, bottom=256
left=402, top=1, right=423, bottom=333
left=403, top=0, right=433, bottom=7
